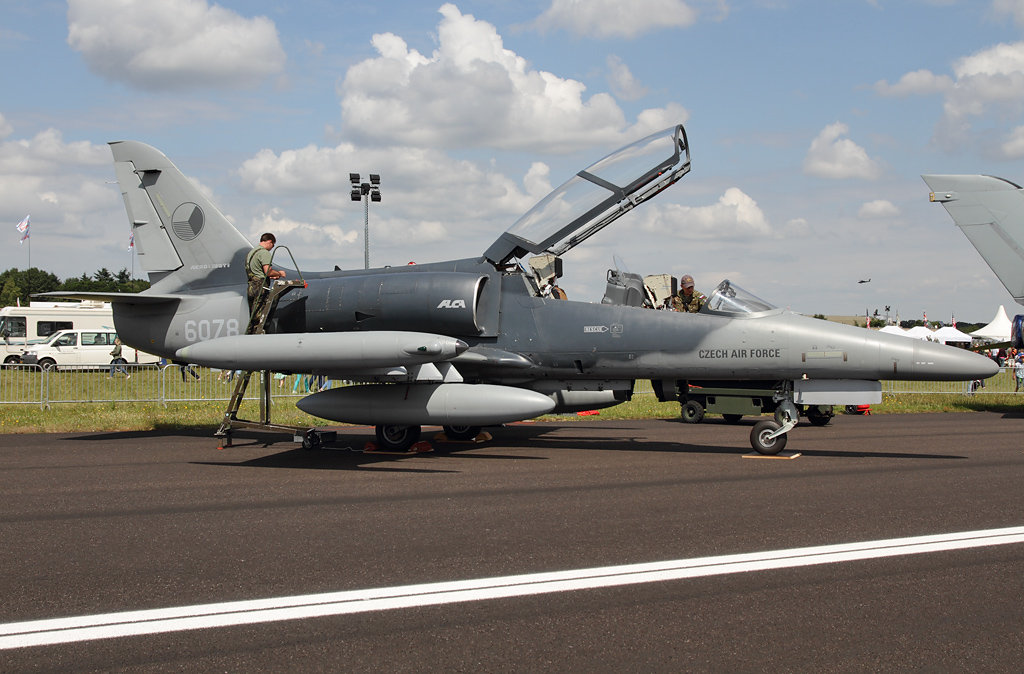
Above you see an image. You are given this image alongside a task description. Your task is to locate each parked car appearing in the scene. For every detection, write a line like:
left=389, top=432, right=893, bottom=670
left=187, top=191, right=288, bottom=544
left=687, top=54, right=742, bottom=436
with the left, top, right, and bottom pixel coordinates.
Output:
left=20, top=329, right=160, bottom=371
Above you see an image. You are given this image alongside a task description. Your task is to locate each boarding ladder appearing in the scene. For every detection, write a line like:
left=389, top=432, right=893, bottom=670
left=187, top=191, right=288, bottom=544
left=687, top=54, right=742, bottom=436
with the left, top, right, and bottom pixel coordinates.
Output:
left=214, top=247, right=333, bottom=449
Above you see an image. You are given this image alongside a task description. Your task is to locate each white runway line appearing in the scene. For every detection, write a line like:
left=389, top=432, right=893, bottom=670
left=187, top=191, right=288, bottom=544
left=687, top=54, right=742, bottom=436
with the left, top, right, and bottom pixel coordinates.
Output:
left=3, top=525, right=1023, bottom=650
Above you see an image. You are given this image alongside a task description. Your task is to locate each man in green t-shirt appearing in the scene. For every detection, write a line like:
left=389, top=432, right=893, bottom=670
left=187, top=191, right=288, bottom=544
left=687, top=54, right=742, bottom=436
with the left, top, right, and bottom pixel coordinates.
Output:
left=246, top=232, right=286, bottom=312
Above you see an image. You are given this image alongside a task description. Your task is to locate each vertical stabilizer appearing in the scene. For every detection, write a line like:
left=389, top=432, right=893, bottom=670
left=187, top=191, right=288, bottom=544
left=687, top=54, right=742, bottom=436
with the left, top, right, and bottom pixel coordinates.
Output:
left=923, top=174, right=1024, bottom=306
left=110, top=141, right=252, bottom=292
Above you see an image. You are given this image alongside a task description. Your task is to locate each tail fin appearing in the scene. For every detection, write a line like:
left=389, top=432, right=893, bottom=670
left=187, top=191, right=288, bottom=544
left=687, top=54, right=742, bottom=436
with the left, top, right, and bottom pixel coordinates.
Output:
left=923, top=174, right=1024, bottom=306
left=110, top=141, right=252, bottom=292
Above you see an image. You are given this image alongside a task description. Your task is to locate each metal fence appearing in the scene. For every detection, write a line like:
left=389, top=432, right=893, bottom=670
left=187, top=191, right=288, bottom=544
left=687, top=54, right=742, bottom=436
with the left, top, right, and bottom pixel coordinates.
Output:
left=0, top=367, right=1018, bottom=410
left=0, top=364, right=329, bottom=409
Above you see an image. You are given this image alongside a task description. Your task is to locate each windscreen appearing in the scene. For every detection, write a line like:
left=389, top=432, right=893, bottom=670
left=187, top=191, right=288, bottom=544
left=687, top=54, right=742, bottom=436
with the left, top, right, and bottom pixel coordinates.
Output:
left=702, top=280, right=777, bottom=315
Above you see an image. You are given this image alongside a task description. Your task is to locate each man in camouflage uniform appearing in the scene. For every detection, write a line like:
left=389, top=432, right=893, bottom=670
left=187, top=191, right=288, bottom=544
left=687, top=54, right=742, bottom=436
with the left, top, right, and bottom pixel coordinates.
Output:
left=673, top=274, right=706, bottom=313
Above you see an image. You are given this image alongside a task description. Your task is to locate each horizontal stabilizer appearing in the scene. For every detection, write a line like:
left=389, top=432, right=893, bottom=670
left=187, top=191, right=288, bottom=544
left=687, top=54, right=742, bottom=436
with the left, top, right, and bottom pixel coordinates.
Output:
left=175, top=331, right=469, bottom=372
left=32, top=291, right=184, bottom=305
left=923, top=174, right=1024, bottom=305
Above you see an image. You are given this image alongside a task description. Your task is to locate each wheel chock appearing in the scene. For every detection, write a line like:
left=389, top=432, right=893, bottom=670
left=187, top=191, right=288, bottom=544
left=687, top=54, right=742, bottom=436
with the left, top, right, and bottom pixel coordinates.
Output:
left=742, top=452, right=802, bottom=460
left=362, top=441, right=379, bottom=452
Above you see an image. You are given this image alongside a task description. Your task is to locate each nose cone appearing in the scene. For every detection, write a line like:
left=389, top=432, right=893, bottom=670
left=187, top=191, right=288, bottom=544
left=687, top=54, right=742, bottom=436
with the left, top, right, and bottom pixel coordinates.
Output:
left=911, top=340, right=1000, bottom=380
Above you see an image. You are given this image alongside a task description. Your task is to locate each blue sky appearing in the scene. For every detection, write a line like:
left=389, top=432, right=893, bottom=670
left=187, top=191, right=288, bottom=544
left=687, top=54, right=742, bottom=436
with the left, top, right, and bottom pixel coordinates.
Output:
left=3, top=0, right=1024, bottom=323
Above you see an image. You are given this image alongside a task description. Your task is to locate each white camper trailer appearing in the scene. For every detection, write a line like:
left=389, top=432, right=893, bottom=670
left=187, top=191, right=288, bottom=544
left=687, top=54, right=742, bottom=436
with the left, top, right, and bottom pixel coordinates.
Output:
left=0, top=301, right=116, bottom=364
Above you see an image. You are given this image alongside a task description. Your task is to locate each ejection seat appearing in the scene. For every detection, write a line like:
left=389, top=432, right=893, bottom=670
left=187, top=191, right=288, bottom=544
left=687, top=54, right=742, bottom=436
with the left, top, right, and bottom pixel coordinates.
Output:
left=601, top=269, right=649, bottom=307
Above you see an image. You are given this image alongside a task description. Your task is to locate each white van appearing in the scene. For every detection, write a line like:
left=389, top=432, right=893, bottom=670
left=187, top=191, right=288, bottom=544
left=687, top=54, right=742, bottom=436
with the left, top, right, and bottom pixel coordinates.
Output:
left=21, top=329, right=160, bottom=371
left=0, top=301, right=115, bottom=364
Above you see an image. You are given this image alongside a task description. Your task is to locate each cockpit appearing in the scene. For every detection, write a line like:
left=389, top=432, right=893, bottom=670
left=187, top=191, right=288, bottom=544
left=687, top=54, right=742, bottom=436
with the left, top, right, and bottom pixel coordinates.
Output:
left=482, top=124, right=780, bottom=317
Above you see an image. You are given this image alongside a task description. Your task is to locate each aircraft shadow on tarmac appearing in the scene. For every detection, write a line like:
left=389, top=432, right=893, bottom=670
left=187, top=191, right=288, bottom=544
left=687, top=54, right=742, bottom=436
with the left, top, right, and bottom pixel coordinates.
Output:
left=70, top=419, right=968, bottom=467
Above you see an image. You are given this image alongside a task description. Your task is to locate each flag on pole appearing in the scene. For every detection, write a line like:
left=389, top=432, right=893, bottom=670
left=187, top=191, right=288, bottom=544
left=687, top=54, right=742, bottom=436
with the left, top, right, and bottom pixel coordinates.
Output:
left=923, top=310, right=927, bottom=327
left=952, top=313, right=956, bottom=329
left=128, top=230, right=134, bottom=250
left=16, top=215, right=29, bottom=243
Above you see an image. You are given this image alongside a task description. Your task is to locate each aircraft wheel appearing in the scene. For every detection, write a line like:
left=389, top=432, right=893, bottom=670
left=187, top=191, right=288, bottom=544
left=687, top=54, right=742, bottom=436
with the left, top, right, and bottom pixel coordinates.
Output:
left=301, top=431, right=323, bottom=450
left=774, top=401, right=798, bottom=425
left=722, top=414, right=743, bottom=424
left=680, top=400, right=705, bottom=424
left=750, top=420, right=787, bottom=455
left=807, top=406, right=833, bottom=427
left=375, top=424, right=421, bottom=452
left=443, top=425, right=481, bottom=441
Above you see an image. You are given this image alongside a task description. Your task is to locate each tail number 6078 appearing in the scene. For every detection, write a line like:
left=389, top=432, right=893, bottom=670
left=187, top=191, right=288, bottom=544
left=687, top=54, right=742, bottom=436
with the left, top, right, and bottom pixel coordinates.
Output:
left=184, top=319, right=240, bottom=342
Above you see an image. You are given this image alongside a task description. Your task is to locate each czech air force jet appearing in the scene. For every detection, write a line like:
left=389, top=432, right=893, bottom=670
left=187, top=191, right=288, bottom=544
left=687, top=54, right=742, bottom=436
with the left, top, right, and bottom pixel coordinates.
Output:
left=41, top=126, right=997, bottom=454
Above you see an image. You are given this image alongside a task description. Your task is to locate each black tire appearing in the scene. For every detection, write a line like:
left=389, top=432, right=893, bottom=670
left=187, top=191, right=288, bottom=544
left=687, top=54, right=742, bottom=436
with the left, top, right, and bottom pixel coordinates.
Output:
left=807, top=413, right=831, bottom=427
left=680, top=400, right=705, bottom=424
left=722, top=414, right=743, bottom=424
left=301, top=431, right=322, bottom=450
left=750, top=419, right=787, bottom=455
left=845, top=405, right=866, bottom=415
left=807, top=406, right=833, bottom=427
left=38, top=358, right=57, bottom=372
left=3, top=356, right=20, bottom=366
left=375, top=424, right=421, bottom=452
left=442, top=425, right=482, bottom=441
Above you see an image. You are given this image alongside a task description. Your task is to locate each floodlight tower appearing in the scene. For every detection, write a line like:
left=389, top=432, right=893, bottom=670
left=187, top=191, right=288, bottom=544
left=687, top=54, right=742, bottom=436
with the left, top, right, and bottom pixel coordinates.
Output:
left=350, top=173, right=381, bottom=269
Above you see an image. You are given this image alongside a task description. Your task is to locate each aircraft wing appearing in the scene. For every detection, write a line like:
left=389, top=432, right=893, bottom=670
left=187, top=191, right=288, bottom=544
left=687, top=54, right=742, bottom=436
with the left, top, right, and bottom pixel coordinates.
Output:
left=923, top=174, right=1024, bottom=305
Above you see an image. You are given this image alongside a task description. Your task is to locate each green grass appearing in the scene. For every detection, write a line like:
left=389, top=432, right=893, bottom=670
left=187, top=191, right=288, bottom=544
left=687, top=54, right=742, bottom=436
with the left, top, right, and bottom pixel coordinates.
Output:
left=1, top=391, right=1020, bottom=434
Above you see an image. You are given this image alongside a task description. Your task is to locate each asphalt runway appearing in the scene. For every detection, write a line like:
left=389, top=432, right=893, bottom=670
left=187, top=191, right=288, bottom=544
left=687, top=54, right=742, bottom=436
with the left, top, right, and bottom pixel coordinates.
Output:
left=1, top=412, right=1023, bottom=672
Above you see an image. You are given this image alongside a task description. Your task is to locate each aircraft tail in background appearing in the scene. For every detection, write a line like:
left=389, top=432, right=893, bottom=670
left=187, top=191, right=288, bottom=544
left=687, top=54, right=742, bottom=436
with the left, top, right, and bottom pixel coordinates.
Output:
left=923, top=174, right=1024, bottom=306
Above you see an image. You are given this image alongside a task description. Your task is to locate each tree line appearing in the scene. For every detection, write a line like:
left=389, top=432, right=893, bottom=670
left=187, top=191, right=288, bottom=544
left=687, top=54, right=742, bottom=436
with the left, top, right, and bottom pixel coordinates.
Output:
left=0, top=267, right=150, bottom=306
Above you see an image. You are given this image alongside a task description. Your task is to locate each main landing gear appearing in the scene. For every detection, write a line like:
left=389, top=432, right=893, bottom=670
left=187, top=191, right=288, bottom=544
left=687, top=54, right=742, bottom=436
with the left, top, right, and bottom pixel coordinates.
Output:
left=374, top=424, right=422, bottom=452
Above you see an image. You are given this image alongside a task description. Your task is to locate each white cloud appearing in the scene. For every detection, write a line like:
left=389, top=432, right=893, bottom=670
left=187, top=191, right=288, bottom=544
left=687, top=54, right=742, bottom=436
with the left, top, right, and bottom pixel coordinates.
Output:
left=0, top=130, right=118, bottom=242
left=606, top=55, right=649, bottom=101
left=881, top=40, right=1024, bottom=153
left=640, top=187, right=772, bottom=240
left=66, top=0, right=286, bottom=92
left=530, top=0, right=698, bottom=39
left=858, top=199, right=901, bottom=218
left=873, top=69, right=953, bottom=97
left=1002, top=125, right=1024, bottom=158
left=0, top=114, right=11, bottom=140
left=251, top=209, right=359, bottom=249
left=236, top=140, right=556, bottom=257
left=339, top=4, right=688, bottom=153
left=993, top=0, right=1024, bottom=27
left=802, top=122, right=882, bottom=180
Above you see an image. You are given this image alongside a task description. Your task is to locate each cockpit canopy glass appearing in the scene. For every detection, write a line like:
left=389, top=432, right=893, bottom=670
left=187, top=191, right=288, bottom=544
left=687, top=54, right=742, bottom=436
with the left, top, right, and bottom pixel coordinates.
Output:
left=484, top=125, right=690, bottom=264
left=702, top=280, right=777, bottom=315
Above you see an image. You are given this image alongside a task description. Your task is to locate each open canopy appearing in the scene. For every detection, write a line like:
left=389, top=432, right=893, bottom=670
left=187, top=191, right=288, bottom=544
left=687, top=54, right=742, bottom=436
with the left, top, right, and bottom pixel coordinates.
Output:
left=484, top=125, right=690, bottom=265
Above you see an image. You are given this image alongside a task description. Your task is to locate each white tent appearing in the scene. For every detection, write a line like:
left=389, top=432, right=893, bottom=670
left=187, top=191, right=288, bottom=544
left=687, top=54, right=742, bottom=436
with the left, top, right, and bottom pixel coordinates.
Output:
left=879, top=325, right=908, bottom=337
left=933, top=326, right=973, bottom=344
left=905, top=325, right=938, bottom=340
left=972, top=305, right=1012, bottom=341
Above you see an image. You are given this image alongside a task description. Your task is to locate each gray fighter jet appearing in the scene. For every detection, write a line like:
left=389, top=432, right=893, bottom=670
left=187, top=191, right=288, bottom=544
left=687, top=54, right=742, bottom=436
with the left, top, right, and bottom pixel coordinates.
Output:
left=924, top=174, right=1024, bottom=306
left=924, top=173, right=1024, bottom=348
left=41, top=126, right=998, bottom=454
